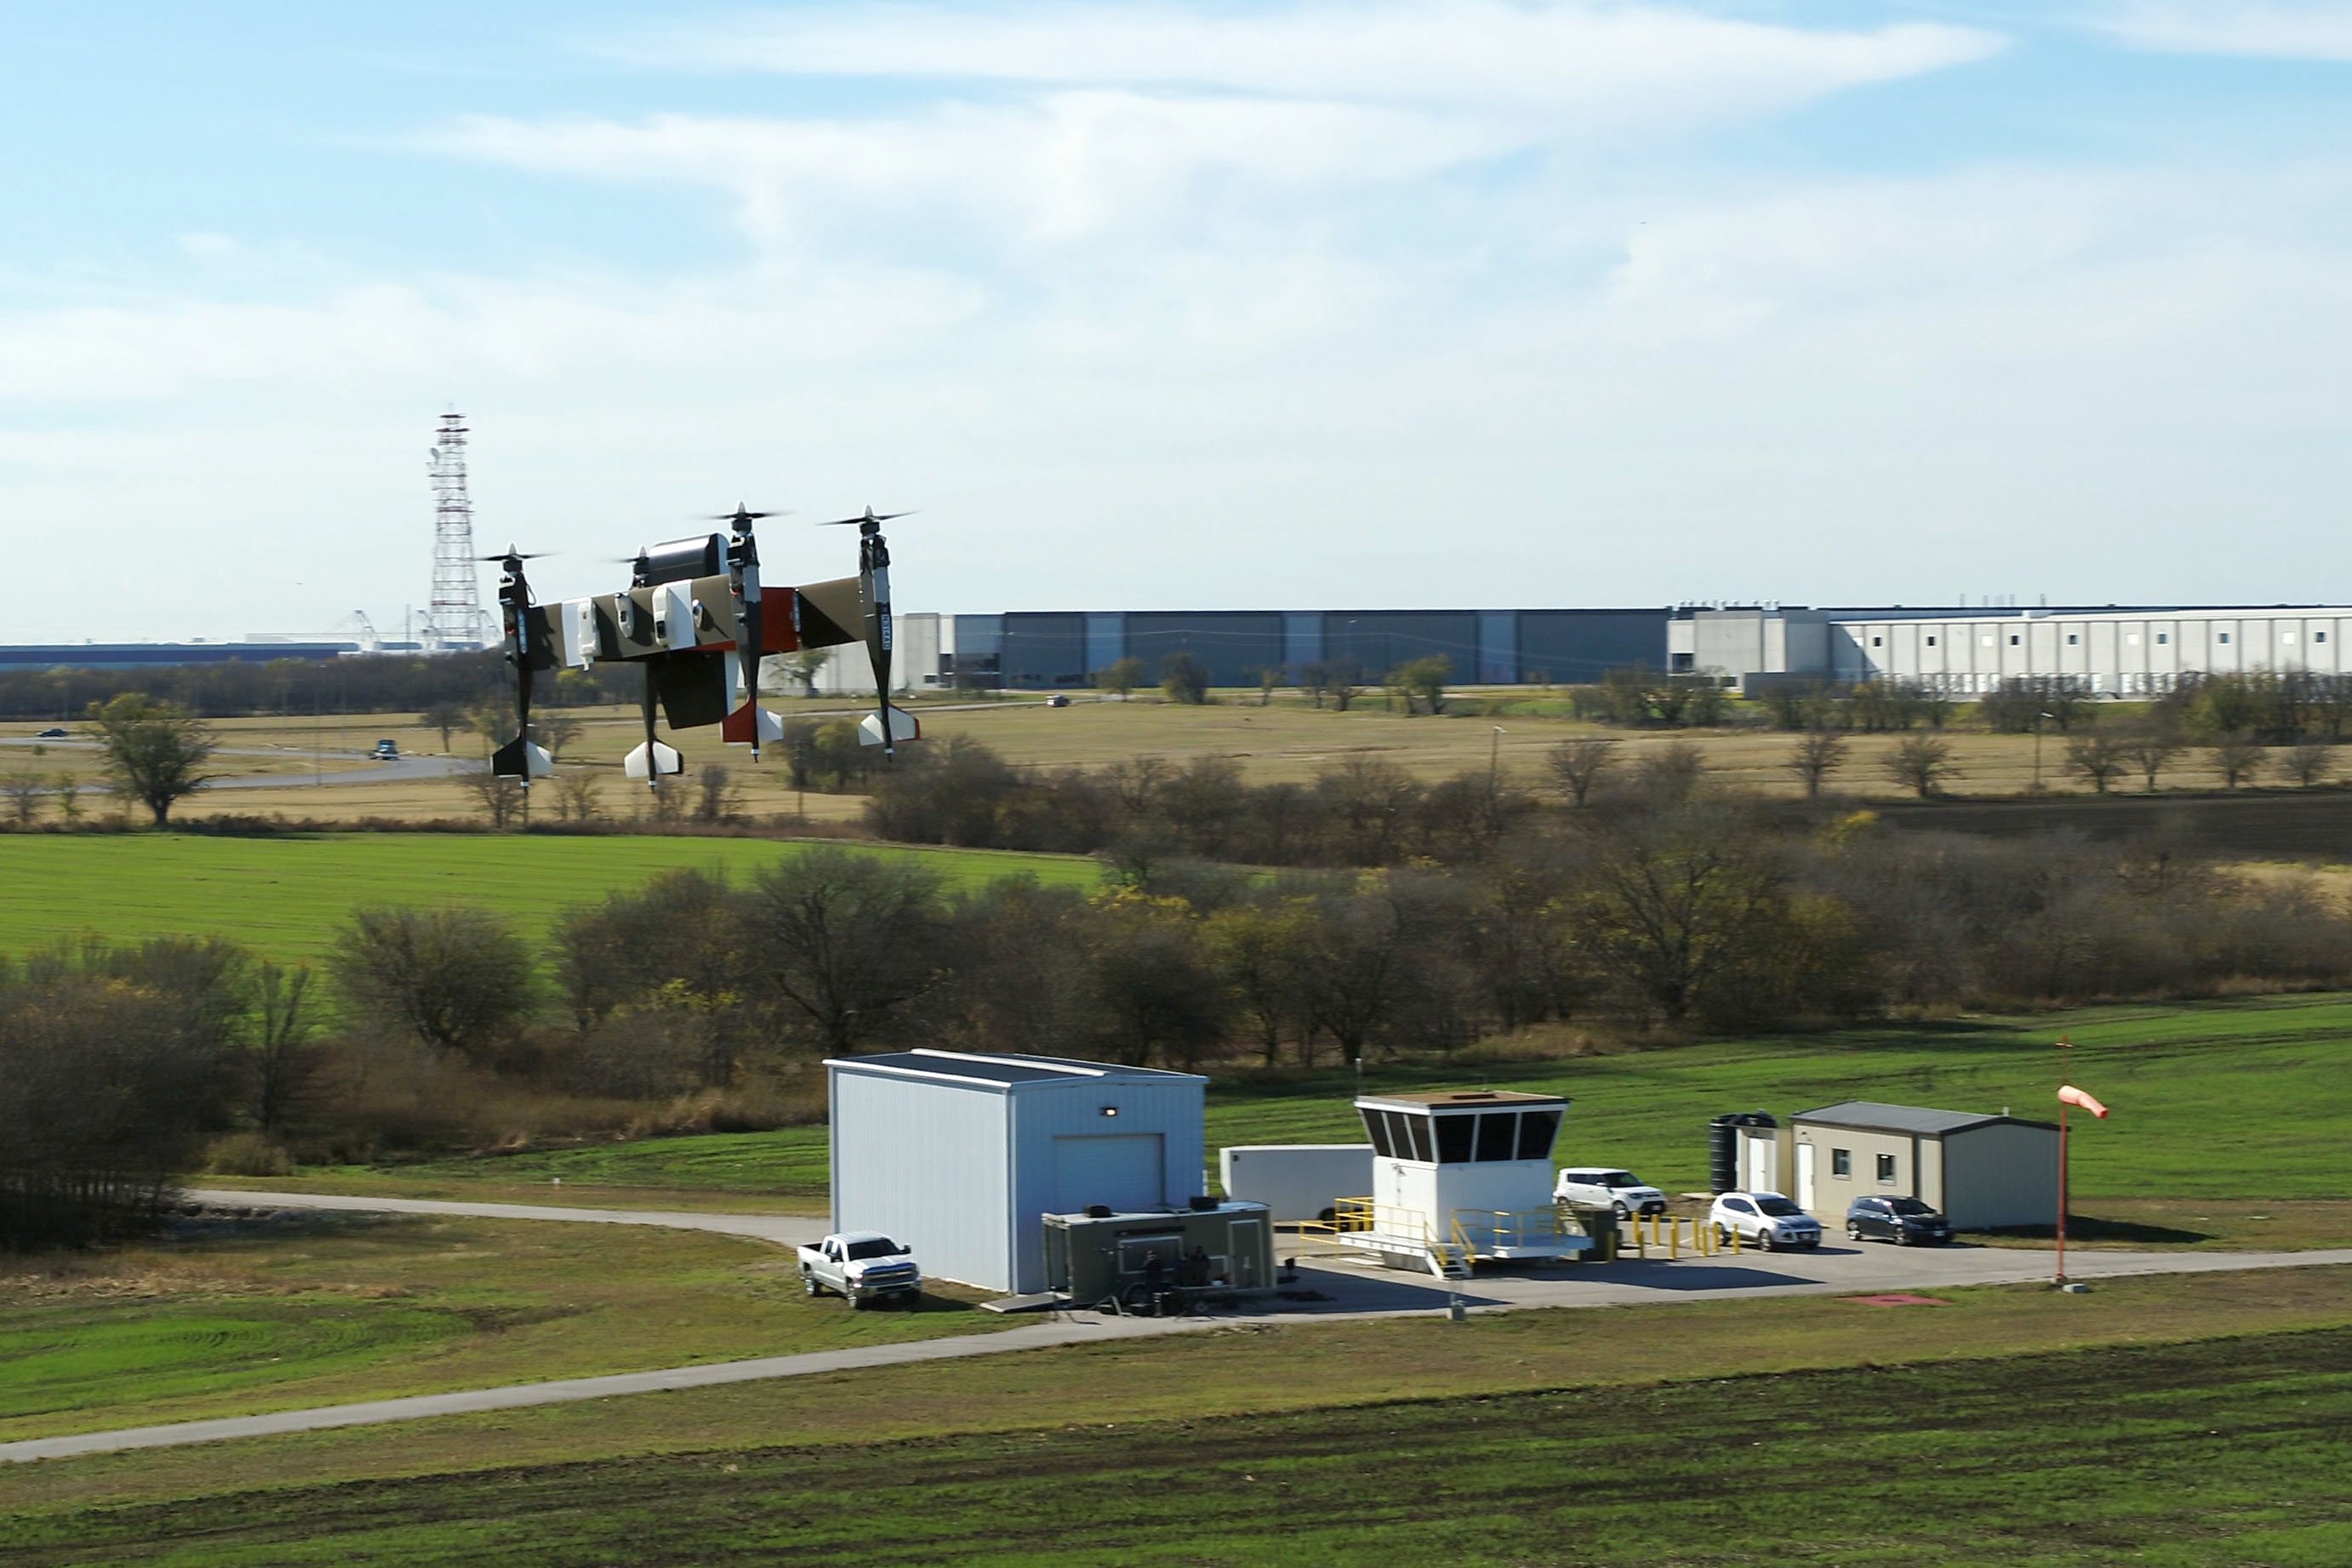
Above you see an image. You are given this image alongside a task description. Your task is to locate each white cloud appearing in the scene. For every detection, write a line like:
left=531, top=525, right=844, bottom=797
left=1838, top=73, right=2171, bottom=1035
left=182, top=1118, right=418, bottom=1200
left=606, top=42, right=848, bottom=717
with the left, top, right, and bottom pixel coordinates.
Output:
left=614, top=1, right=2003, bottom=128
left=2092, top=2, right=2352, bottom=59
left=424, top=92, right=1510, bottom=248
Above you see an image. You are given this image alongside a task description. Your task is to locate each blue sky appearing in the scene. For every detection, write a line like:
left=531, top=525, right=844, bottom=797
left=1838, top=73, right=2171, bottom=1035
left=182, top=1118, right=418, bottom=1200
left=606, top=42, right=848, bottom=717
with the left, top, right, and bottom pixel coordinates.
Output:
left=5, top=1, right=2352, bottom=640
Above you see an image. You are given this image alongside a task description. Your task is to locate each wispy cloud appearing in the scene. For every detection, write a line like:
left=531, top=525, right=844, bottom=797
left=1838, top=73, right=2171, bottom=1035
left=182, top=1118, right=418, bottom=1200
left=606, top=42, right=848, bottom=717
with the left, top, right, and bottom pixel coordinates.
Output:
left=608, top=1, right=2002, bottom=124
left=2092, top=2, right=2352, bottom=60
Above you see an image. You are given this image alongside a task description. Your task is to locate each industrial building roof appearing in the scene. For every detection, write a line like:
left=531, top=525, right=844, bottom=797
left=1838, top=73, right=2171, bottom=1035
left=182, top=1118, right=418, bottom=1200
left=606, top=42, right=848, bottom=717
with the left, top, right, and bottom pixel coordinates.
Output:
left=825, top=1049, right=1206, bottom=1086
left=1795, top=1101, right=2056, bottom=1136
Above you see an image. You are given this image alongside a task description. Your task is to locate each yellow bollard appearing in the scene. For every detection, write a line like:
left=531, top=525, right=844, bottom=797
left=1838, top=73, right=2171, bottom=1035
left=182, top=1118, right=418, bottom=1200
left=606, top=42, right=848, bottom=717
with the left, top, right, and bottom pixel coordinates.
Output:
left=1669, top=1215, right=1681, bottom=1259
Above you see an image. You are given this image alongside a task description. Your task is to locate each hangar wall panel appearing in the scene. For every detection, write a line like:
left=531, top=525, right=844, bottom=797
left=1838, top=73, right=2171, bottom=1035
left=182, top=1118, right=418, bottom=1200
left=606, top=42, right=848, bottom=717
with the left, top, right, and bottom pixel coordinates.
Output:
left=1937, top=1122, right=2058, bottom=1230
left=1006, top=1077, right=1207, bottom=1294
left=1127, top=611, right=1287, bottom=688
left=829, top=1069, right=1011, bottom=1292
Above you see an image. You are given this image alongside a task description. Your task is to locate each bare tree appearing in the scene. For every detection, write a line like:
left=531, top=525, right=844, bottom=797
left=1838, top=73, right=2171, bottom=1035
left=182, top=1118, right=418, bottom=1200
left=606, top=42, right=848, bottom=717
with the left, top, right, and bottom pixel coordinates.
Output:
left=1634, top=740, right=1707, bottom=805
left=552, top=770, right=603, bottom=823
left=2064, top=733, right=2130, bottom=795
left=459, top=770, right=527, bottom=828
left=1160, top=651, right=1212, bottom=705
left=745, top=847, right=949, bottom=1055
left=2119, top=729, right=2186, bottom=793
left=1784, top=731, right=1850, bottom=800
left=419, top=701, right=466, bottom=751
left=53, top=772, right=80, bottom=824
left=2, top=773, right=42, bottom=828
left=245, top=961, right=325, bottom=1132
left=88, top=694, right=215, bottom=826
left=775, top=648, right=831, bottom=698
left=2207, top=733, right=2266, bottom=790
left=329, top=907, right=535, bottom=1064
left=533, top=712, right=584, bottom=761
left=2283, top=741, right=2334, bottom=788
left=1881, top=733, right=1958, bottom=799
left=1093, top=656, right=1145, bottom=700
left=694, top=764, right=745, bottom=824
left=1545, top=738, right=1618, bottom=807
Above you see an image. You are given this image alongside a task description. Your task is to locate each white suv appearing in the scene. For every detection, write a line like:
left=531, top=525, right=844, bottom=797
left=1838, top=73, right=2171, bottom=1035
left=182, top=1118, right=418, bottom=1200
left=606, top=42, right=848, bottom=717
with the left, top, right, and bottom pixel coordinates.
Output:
left=1709, top=1190, right=1823, bottom=1252
left=1554, top=1167, right=1668, bottom=1217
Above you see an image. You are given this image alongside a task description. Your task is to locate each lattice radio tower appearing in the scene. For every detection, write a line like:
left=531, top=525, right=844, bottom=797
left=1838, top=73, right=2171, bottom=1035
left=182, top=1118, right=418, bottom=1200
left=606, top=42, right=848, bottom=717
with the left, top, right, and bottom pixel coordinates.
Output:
left=425, top=412, right=488, bottom=649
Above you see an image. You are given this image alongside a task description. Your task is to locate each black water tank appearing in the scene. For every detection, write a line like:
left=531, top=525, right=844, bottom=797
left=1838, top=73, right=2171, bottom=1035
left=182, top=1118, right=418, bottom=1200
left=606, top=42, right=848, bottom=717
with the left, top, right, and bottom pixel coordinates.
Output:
left=1708, top=1111, right=1778, bottom=1193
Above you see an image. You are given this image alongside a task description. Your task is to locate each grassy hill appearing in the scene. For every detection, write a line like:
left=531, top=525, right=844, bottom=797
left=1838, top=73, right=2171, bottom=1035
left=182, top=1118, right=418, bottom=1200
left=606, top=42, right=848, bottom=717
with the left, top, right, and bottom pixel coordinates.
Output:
left=0, top=834, right=1099, bottom=964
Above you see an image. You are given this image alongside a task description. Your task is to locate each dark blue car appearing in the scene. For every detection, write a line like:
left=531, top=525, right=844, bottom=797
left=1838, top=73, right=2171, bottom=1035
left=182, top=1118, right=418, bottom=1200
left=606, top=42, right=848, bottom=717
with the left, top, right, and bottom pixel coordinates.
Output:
left=1846, top=1195, right=1953, bottom=1246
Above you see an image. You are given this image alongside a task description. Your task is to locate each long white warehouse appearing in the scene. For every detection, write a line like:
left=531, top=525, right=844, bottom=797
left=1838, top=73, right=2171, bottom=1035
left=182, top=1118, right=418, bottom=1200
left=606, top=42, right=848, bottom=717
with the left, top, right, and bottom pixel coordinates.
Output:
left=1675, top=605, right=2352, bottom=696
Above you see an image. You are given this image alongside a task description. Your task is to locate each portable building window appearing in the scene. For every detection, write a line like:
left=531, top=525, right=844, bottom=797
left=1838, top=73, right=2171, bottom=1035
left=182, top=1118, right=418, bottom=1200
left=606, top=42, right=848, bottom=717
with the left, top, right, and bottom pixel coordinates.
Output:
left=1831, top=1148, right=1852, bottom=1177
left=1871, top=635, right=1883, bottom=647
left=2067, top=633, right=2079, bottom=645
left=2156, top=633, right=2168, bottom=645
left=2009, top=635, right=2021, bottom=646
left=2319, top=632, right=2330, bottom=644
left=1876, top=1154, right=1898, bottom=1183
left=2219, top=632, right=2232, bottom=644
left=1926, top=635, right=1938, bottom=647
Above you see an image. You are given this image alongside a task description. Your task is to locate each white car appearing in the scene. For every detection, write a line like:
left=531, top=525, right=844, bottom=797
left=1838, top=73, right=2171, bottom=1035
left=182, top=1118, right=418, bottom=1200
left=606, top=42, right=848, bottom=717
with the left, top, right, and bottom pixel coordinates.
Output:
left=1554, top=1166, right=1668, bottom=1217
left=1709, top=1190, right=1823, bottom=1252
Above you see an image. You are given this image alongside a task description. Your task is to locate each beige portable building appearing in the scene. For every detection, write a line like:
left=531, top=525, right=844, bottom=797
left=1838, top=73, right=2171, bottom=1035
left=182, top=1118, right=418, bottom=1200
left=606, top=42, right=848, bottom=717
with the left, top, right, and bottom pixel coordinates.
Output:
left=1788, top=1102, right=2059, bottom=1231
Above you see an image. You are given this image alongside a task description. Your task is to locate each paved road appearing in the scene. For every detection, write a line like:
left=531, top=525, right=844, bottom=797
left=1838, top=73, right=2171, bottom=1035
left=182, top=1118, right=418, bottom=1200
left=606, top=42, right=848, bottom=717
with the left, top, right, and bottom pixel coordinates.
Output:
left=180, top=1188, right=831, bottom=1248
left=0, top=738, right=468, bottom=792
left=8, top=1190, right=2346, bottom=1465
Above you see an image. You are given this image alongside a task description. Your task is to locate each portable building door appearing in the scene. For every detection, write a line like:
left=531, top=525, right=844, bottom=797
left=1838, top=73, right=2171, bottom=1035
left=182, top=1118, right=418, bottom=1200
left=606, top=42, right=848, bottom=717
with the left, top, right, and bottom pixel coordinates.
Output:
left=1795, top=1142, right=1817, bottom=1210
left=1053, top=1133, right=1166, bottom=1214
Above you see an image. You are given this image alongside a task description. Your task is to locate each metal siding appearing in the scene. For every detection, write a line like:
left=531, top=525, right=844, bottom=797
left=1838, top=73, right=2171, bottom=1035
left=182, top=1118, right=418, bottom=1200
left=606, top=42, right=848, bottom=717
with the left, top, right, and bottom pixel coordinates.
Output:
left=1125, top=612, right=1287, bottom=688
left=1000, top=612, right=1088, bottom=687
left=1283, top=612, right=1324, bottom=671
left=1325, top=612, right=1479, bottom=680
left=1006, top=1075, right=1207, bottom=1295
left=1938, top=1122, right=2058, bottom=1229
left=829, top=1064, right=1013, bottom=1292
left=1515, top=610, right=1668, bottom=682
left=1084, top=613, right=1126, bottom=676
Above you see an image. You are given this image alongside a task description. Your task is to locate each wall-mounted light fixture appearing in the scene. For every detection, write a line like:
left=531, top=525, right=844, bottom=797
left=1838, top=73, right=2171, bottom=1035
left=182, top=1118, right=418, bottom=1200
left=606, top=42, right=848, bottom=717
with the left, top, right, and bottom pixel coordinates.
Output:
left=1099, top=1105, right=1120, bottom=1118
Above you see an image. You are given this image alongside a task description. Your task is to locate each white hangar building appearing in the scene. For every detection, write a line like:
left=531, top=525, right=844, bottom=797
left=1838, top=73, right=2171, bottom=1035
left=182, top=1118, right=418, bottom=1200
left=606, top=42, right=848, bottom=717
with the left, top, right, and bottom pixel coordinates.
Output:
left=825, top=1049, right=1207, bottom=1295
left=1675, top=605, right=2352, bottom=697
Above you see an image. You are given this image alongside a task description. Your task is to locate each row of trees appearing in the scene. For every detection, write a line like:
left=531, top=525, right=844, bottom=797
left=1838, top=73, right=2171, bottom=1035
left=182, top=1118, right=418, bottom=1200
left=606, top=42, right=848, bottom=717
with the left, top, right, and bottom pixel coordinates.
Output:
left=17, top=805, right=2348, bottom=1246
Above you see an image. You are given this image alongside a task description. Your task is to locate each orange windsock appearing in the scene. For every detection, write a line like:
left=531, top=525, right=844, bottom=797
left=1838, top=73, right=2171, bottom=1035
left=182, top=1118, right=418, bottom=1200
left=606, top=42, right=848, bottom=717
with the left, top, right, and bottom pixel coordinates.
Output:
left=2058, top=1085, right=2109, bottom=1119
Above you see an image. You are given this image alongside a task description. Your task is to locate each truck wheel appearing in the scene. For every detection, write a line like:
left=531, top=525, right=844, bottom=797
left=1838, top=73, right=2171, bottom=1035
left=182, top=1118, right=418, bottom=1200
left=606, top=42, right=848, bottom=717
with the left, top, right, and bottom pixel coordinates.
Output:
left=804, top=1277, right=820, bottom=1297
left=849, top=1294, right=867, bottom=1310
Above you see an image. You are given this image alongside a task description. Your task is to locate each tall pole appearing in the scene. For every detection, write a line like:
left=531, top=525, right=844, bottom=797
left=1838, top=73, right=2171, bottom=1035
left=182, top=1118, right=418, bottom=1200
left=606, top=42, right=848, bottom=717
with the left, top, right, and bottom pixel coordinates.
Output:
left=2054, top=1032, right=2069, bottom=1286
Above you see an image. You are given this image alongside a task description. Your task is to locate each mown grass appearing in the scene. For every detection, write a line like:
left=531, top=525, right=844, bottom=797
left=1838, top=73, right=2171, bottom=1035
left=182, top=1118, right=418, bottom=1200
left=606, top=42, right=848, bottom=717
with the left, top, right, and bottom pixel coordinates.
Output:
left=0, top=1214, right=1006, bottom=1445
left=7, top=1275, right=2352, bottom=1565
left=0, top=834, right=1097, bottom=964
left=253, top=993, right=2352, bottom=1240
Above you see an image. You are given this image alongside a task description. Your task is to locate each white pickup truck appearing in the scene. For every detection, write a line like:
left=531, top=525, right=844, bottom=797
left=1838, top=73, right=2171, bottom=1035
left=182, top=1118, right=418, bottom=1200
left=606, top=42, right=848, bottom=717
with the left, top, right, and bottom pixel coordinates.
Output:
left=797, top=1232, right=922, bottom=1309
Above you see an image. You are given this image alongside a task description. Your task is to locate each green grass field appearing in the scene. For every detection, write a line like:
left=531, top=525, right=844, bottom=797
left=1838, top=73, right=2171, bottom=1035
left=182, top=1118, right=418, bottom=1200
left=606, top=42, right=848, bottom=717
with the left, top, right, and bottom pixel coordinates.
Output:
left=0, top=834, right=1098, bottom=964
left=0, top=1215, right=1006, bottom=1445
left=7, top=1268, right=2351, bottom=1565
left=248, top=993, right=2352, bottom=1243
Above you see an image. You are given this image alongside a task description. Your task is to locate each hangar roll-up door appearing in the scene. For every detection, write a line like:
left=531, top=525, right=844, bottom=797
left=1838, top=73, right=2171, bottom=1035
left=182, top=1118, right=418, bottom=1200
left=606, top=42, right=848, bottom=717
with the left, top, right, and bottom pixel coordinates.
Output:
left=1053, top=1134, right=1164, bottom=1214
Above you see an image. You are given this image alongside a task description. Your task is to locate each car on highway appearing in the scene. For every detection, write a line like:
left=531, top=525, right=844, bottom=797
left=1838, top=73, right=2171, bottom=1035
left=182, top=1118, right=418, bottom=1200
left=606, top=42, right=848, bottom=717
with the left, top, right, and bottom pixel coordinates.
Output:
left=35, top=727, right=67, bottom=738
left=1045, top=693, right=1071, bottom=707
left=1709, top=1190, right=1823, bottom=1252
left=1846, top=1195, right=1953, bottom=1246
left=372, top=738, right=400, bottom=760
left=1553, top=1166, right=1668, bottom=1218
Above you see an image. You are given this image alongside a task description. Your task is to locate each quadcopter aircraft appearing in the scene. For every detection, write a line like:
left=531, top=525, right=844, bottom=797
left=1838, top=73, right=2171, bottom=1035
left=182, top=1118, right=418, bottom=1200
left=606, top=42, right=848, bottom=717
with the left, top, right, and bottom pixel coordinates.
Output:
left=485, top=505, right=920, bottom=792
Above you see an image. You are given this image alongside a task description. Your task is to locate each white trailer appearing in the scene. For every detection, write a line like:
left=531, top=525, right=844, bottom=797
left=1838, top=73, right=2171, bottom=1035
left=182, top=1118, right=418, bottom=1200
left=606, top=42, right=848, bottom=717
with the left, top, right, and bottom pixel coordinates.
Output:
left=1219, top=1143, right=1374, bottom=1222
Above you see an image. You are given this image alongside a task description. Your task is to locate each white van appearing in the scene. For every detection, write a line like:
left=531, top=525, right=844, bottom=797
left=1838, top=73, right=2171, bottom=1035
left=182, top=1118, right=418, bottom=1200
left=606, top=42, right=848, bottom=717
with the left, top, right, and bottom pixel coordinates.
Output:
left=1553, top=1167, right=1667, bottom=1217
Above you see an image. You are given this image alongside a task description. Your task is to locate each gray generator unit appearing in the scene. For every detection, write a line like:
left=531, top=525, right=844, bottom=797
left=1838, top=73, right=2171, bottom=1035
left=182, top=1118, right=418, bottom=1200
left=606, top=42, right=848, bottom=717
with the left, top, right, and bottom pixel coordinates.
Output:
left=1042, top=1201, right=1276, bottom=1309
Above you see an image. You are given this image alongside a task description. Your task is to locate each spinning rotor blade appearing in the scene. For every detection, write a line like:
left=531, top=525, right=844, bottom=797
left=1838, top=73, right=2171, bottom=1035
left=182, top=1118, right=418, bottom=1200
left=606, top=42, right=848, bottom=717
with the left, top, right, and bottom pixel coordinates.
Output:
left=817, top=508, right=916, bottom=527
